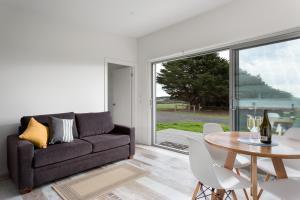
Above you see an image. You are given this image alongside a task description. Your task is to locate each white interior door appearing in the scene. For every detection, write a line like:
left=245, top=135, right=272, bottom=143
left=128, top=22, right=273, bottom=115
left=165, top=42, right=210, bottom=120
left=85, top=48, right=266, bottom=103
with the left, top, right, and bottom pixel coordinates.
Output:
left=112, top=67, right=132, bottom=126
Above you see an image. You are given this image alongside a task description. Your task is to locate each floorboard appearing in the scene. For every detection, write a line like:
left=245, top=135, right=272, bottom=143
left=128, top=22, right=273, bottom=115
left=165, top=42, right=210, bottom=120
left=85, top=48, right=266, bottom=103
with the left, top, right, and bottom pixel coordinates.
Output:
left=0, top=145, right=279, bottom=200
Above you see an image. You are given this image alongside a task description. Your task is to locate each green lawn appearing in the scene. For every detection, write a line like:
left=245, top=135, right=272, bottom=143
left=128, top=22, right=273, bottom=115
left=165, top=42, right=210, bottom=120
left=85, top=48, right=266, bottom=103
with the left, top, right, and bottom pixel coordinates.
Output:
left=156, top=121, right=230, bottom=133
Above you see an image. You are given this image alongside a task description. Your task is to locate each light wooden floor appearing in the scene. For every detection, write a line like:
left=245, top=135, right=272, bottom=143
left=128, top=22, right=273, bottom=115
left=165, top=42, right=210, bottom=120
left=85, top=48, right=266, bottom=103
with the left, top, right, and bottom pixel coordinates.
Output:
left=0, top=145, right=279, bottom=200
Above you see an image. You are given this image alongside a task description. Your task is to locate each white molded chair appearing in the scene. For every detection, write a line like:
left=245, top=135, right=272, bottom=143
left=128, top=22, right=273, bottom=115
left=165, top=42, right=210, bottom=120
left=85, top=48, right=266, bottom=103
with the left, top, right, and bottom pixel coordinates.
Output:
left=187, top=136, right=251, bottom=200
left=267, top=112, right=280, bottom=129
left=203, top=123, right=251, bottom=169
left=259, top=178, right=300, bottom=200
left=283, top=127, right=300, bottom=141
left=203, top=123, right=223, bottom=133
left=257, top=127, right=300, bottom=198
left=257, top=158, right=300, bottom=178
left=203, top=123, right=251, bottom=199
left=258, top=128, right=300, bottom=177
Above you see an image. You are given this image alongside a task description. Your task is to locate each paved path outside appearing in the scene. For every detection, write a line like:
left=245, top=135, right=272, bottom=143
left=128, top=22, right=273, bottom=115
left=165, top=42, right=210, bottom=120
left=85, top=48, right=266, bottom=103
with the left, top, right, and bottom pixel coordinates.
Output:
left=157, top=111, right=228, bottom=124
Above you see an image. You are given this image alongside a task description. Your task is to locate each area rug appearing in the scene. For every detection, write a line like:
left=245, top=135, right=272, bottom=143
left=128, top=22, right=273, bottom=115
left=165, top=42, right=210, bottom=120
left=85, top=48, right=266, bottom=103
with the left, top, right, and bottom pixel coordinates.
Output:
left=52, top=164, right=147, bottom=200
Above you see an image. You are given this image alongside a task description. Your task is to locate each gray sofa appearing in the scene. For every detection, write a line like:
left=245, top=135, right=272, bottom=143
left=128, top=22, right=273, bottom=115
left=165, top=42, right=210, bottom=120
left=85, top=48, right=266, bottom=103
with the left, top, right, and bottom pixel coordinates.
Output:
left=7, top=111, right=135, bottom=193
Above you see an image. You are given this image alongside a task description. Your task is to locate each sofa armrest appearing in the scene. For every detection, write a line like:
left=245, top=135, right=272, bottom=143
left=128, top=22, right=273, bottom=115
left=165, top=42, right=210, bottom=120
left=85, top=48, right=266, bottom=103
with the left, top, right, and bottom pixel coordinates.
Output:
left=7, top=134, right=34, bottom=191
left=111, top=125, right=135, bottom=156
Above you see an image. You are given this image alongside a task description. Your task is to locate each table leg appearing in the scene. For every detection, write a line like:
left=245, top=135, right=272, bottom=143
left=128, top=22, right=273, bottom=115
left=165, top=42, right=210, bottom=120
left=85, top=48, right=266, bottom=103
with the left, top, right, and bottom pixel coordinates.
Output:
left=216, top=151, right=237, bottom=199
left=224, top=151, right=237, bottom=169
left=272, top=158, right=287, bottom=179
left=251, top=155, right=258, bottom=200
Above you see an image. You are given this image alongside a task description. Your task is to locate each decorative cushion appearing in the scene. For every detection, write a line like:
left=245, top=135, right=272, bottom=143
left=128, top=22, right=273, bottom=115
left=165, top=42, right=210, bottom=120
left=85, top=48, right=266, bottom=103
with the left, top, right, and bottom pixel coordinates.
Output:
left=49, top=117, right=74, bottom=144
left=82, top=134, right=130, bottom=153
left=75, top=112, right=114, bottom=138
left=33, top=139, right=92, bottom=167
left=19, top=118, right=49, bottom=149
left=20, top=112, right=78, bottom=138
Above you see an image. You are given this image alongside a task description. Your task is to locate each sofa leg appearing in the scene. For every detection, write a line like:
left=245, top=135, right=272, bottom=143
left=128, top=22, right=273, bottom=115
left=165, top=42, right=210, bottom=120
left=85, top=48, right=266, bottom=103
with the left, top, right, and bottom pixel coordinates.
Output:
left=19, top=187, right=32, bottom=194
left=128, top=155, right=134, bottom=159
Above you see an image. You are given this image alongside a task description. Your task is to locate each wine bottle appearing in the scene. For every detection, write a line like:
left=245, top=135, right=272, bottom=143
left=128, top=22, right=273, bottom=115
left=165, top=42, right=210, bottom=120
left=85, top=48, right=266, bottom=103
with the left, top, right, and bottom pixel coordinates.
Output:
left=260, top=110, right=272, bottom=144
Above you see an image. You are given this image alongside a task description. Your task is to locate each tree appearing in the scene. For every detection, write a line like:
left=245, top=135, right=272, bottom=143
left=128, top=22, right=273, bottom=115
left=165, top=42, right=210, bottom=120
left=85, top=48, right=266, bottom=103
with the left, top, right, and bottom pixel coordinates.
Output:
left=157, top=53, right=229, bottom=108
left=157, top=53, right=292, bottom=109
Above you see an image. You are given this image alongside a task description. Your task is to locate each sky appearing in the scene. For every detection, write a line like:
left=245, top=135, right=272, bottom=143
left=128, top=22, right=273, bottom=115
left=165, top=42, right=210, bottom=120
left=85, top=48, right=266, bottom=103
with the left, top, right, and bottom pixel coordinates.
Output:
left=155, top=63, right=168, bottom=97
left=239, top=38, right=300, bottom=98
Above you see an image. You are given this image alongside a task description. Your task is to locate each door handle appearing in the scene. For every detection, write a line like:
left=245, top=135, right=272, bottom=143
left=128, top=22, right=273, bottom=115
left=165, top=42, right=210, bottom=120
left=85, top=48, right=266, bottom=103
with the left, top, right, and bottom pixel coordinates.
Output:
left=113, top=103, right=116, bottom=106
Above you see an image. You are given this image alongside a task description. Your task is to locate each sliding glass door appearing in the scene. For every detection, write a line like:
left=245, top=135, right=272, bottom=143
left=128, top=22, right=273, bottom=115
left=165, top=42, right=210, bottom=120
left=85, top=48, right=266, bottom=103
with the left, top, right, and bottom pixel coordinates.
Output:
left=234, top=38, right=300, bottom=135
left=152, top=51, right=230, bottom=152
left=151, top=32, right=300, bottom=153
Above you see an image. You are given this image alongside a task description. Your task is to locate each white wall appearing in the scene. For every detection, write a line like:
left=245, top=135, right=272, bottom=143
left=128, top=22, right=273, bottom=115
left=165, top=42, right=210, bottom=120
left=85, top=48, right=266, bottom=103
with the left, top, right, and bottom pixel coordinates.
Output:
left=136, top=0, right=300, bottom=144
left=0, top=4, right=137, bottom=175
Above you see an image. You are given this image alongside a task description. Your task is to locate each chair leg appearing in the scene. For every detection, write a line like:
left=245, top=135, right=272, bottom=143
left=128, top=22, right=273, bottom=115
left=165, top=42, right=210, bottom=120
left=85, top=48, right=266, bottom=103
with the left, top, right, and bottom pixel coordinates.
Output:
left=192, top=182, right=201, bottom=200
left=235, top=168, right=249, bottom=200
left=257, top=174, right=271, bottom=199
left=211, top=188, right=217, bottom=200
left=232, top=190, right=238, bottom=200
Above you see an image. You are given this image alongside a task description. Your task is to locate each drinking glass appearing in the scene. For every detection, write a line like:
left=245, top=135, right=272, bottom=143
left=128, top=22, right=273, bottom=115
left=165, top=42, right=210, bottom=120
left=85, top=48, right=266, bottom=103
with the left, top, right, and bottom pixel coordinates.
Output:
left=255, top=116, right=262, bottom=131
left=247, top=115, right=255, bottom=131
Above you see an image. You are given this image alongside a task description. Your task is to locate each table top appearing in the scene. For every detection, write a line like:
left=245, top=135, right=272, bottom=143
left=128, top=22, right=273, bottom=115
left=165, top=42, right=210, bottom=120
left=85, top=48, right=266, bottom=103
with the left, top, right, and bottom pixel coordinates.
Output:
left=204, top=132, right=300, bottom=159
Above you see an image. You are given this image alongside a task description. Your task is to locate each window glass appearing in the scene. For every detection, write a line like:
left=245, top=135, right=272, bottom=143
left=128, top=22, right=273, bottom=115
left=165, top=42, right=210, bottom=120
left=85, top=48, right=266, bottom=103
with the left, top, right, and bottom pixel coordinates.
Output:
left=236, top=38, right=300, bottom=135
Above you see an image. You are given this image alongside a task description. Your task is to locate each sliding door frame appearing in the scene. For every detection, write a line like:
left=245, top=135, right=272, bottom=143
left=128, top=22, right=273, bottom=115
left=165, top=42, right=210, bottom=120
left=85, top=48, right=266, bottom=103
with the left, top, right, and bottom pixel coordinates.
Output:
left=151, top=48, right=231, bottom=153
left=151, top=63, right=192, bottom=154
left=150, top=28, right=300, bottom=151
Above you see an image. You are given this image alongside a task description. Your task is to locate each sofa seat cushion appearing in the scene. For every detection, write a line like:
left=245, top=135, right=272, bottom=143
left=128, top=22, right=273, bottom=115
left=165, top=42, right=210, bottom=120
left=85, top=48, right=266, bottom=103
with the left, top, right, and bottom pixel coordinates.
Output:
left=82, top=134, right=130, bottom=153
left=33, top=139, right=92, bottom=168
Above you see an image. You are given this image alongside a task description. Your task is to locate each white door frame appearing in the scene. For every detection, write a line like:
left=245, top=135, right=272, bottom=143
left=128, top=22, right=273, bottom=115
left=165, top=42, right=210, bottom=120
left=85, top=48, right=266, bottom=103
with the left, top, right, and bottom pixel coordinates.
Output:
left=104, top=57, right=136, bottom=127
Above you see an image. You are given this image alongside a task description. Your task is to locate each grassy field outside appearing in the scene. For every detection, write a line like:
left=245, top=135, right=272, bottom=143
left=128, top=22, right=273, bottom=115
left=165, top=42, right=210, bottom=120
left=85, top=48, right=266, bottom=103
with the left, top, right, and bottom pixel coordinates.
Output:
left=157, top=103, right=229, bottom=119
left=156, top=121, right=230, bottom=133
left=156, top=103, right=188, bottom=111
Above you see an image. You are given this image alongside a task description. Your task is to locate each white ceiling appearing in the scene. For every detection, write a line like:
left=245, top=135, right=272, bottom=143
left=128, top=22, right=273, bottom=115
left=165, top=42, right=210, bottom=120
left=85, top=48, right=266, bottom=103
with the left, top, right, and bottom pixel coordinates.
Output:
left=1, top=0, right=234, bottom=38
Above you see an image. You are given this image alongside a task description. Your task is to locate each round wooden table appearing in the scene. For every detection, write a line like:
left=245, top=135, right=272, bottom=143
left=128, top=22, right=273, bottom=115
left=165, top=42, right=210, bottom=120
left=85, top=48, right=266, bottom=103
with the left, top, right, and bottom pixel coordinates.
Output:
left=204, top=131, right=300, bottom=200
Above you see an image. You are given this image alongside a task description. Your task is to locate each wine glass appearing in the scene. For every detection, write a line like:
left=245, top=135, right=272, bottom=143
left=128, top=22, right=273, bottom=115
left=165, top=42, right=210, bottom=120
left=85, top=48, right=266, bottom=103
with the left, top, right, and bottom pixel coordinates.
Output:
left=255, top=116, right=262, bottom=131
left=253, top=116, right=262, bottom=139
left=247, top=114, right=255, bottom=131
left=247, top=114, right=259, bottom=140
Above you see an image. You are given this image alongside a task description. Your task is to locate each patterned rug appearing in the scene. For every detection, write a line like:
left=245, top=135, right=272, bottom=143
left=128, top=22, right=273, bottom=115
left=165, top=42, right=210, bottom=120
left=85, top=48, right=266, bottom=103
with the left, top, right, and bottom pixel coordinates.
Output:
left=52, top=164, right=147, bottom=200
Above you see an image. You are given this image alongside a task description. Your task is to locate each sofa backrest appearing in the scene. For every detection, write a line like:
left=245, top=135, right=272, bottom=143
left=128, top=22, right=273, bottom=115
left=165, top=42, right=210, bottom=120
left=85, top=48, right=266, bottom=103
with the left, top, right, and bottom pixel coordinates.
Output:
left=20, top=112, right=79, bottom=138
left=75, top=112, right=114, bottom=138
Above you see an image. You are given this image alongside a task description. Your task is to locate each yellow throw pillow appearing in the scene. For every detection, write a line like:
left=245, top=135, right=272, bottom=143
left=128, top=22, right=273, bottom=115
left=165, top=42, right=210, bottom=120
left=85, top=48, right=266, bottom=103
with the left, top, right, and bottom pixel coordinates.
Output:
left=19, top=117, right=49, bottom=149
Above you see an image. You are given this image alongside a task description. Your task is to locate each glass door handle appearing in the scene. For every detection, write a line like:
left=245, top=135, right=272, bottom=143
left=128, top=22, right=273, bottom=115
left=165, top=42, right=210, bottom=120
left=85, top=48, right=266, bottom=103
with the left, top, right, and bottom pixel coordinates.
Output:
left=231, top=98, right=238, bottom=110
